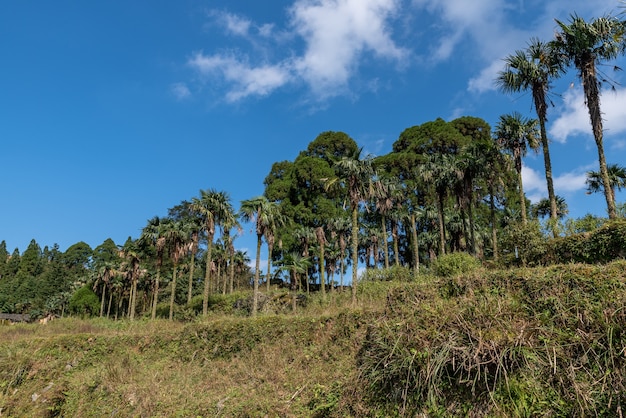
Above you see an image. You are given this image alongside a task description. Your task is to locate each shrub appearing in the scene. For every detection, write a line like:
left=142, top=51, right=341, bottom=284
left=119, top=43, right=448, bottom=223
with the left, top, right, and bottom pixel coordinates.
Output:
left=68, top=285, right=100, bottom=317
left=499, top=221, right=548, bottom=266
left=431, top=252, right=480, bottom=277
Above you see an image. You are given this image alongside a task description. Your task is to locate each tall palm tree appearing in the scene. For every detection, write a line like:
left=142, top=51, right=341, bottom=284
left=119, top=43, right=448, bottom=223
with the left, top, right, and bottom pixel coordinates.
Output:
left=551, top=14, right=626, bottom=219
left=373, top=178, right=398, bottom=269
left=164, top=220, right=191, bottom=321
left=315, top=226, right=327, bottom=298
left=417, top=152, right=462, bottom=254
left=293, top=225, right=316, bottom=293
left=329, top=216, right=351, bottom=290
left=586, top=163, right=626, bottom=210
left=221, top=215, right=241, bottom=294
left=326, top=148, right=377, bottom=305
left=191, top=189, right=234, bottom=316
left=119, top=239, right=142, bottom=321
left=495, top=112, right=540, bottom=225
left=531, top=195, right=569, bottom=219
left=240, top=196, right=284, bottom=316
left=497, top=38, right=563, bottom=221
left=140, top=216, right=168, bottom=320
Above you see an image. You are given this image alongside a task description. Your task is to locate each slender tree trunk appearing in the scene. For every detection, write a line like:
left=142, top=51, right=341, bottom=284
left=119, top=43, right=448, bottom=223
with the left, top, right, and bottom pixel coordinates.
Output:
left=229, top=250, right=235, bottom=294
left=515, top=153, right=528, bottom=225
left=381, top=217, right=389, bottom=269
left=130, top=278, right=137, bottom=321
left=392, top=221, right=400, bottom=267
left=437, top=194, right=446, bottom=255
left=187, top=254, right=195, bottom=305
left=410, top=213, right=419, bottom=272
left=266, top=243, right=273, bottom=292
left=490, top=184, right=499, bottom=262
left=169, top=265, right=178, bottom=321
left=107, top=288, right=113, bottom=319
left=538, top=117, right=558, bottom=222
left=100, top=283, right=106, bottom=318
left=581, top=61, right=616, bottom=219
left=351, top=205, right=359, bottom=306
left=252, top=235, right=262, bottom=316
left=151, top=267, right=161, bottom=320
left=202, top=233, right=214, bottom=316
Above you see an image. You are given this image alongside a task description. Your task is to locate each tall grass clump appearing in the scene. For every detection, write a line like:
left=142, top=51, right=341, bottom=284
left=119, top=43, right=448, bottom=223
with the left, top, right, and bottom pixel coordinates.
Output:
left=355, top=261, right=626, bottom=416
left=431, top=252, right=481, bottom=277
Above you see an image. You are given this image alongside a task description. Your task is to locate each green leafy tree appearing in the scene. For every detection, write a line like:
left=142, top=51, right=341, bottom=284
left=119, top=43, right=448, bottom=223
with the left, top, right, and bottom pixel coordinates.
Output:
left=551, top=14, right=626, bottom=218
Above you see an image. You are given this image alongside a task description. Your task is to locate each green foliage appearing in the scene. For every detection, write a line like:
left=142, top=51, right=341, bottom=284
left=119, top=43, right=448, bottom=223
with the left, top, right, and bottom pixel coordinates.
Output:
left=550, top=219, right=626, bottom=263
left=356, top=262, right=626, bottom=416
left=499, top=220, right=548, bottom=266
left=431, top=252, right=481, bottom=277
left=68, top=285, right=100, bottom=317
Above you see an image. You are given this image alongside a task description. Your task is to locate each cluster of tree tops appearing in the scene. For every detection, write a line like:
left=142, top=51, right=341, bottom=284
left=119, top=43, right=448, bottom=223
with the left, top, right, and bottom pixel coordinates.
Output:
left=2, top=13, right=626, bottom=321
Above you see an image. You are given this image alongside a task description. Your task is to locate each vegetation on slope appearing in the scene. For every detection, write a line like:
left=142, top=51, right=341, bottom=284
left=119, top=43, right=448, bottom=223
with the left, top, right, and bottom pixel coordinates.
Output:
left=2, top=260, right=624, bottom=417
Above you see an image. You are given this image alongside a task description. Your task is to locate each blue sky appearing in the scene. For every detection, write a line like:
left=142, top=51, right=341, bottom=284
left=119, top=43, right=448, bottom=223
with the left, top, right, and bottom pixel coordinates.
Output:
left=2, top=0, right=626, bottom=266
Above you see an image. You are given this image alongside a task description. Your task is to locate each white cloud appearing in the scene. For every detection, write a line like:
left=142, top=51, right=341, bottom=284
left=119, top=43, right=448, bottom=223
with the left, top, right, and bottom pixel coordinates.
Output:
left=170, top=82, right=191, bottom=100
left=188, top=0, right=406, bottom=102
left=290, top=0, right=407, bottom=97
left=523, top=164, right=588, bottom=203
left=188, top=53, right=292, bottom=102
left=549, top=87, right=626, bottom=143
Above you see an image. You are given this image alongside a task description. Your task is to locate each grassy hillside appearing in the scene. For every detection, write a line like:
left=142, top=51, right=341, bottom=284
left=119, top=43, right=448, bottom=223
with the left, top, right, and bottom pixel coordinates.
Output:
left=1, top=261, right=625, bottom=417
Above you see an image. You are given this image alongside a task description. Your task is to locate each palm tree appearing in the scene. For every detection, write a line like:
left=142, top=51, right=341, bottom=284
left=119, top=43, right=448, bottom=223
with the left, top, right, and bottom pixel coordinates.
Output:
left=239, top=196, right=284, bottom=316
left=221, top=215, right=241, bottom=294
left=417, top=152, right=462, bottom=254
left=293, top=225, right=316, bottom=293
left=373, top=178, right=398, bottom=269
left=277, top=252, right=312, bottom=311
left=191, top=189, right=234, bottom=316
left=586, top=163, right=626, bottom=210
left=495, top=112, right=540, bottom=225
left=531, top=195, right=569, bottom=219
left=164, top=220, right=191, bottom=321
left=140, top=216, right=168, bottom=320
left=315, top=226, right=328, bottom=298
left=551, top=14, right=626, bottom=219
left=325, top=148, right=377, bottom=305
left=119, top=239, right=142, bottom=321
left=92, top=261, right=117, bottom=318
left=329, top=216, right=351, bottom=290
left=497, top=38, right=563, bottom=221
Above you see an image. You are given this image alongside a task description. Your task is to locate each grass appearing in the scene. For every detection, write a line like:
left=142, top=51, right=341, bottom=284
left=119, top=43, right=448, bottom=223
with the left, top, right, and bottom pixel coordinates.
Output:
left=1, top=261, right=625, bottom=417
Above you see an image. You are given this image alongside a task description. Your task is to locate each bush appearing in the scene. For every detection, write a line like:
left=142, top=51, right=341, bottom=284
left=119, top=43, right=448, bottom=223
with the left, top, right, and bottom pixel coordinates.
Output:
left=499, top=221, right=548, bottom=266
left=431, top=252, right=480, bottom=277
left=68, top=285, right=100, bottom=317
left=549, top=219, right=626, bottom=264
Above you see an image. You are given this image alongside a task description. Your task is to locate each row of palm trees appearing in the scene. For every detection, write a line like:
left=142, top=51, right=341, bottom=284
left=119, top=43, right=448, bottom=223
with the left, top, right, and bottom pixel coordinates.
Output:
left=497, top=12, right=626, bottom=221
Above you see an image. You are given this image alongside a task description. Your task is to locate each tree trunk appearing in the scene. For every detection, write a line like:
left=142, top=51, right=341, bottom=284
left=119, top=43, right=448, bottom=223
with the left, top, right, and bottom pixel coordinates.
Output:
left=490, top=185, right=498, bottom=262
left=169, top=265, right=178, bottom=321
left=151, top=267, right=161, bottom=320
left=437, top=194, right=446, bottom=255
left=410, top=213, right=419, bottom=272
left=252, top=235, right=262, bottom=316
left=99, top=283, right=106, bottom=318
left=351, top=205, right=359, bottom=306
left=187, top=253, right=195, bottom=305
left=381, top=217, right=389, bottom=269
left=581, top=59, right=616, bottom=219
left=202, top=233, right=214, bottom=316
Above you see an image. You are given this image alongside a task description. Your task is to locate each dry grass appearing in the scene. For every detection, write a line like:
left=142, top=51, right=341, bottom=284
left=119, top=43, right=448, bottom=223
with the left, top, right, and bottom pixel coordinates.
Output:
left=1, top=261, right=625, bottom=417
